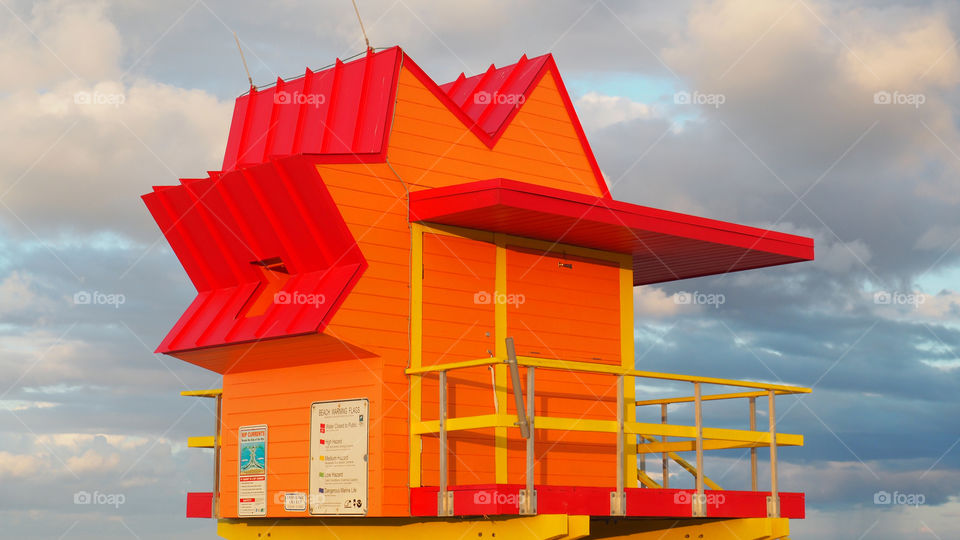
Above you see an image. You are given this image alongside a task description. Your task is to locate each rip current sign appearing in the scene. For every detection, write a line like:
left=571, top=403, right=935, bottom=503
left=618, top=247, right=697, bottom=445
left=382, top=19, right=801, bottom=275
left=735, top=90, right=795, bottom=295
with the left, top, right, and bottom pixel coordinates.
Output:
left=237, top=425, right=267, bottom=517
left=309, top=399, right=369, bottom=515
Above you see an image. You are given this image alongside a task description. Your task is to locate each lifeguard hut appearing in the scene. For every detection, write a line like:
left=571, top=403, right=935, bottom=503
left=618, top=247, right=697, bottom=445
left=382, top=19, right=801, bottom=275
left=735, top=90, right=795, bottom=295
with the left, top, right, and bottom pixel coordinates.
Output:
left=144, top=46, right=814, bottom=539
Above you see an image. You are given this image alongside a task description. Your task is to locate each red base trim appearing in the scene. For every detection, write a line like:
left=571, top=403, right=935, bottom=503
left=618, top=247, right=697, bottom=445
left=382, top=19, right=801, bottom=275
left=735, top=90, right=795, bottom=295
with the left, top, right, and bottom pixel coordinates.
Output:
left=411, top=485, right=804, bottom=519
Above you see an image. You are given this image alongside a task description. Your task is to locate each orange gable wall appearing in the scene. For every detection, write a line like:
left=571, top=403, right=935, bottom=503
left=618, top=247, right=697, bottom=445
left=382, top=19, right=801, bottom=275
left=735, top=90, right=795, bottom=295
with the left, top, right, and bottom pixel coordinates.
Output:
left=388, top=64, right=607, bottom=196
left=215, top=59, right=622, bottom=519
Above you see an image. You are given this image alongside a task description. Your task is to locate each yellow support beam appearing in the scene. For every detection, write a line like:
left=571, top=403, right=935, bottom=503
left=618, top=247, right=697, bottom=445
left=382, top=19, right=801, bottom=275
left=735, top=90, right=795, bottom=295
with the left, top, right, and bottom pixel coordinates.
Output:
left=219, top=516, right=787, bottom=540
left=494, top=233, right=508, bottom=484
left=180, top=389, right=222, bottom=398
left=638, top=435, right=723, bottom=490
left=588, top=517, right=790, bottom=539
left=187, top=436, right=216, bottom=448
left=409, top=222, right=424, bottom=489
left=637, top=470, right=662, bottom=488
left=405, top=357, right=500, bottom=375
left=620, top=258, right=637, bottom=488
left=219, top=515, right=592, bottom=540
left=412, top=413, right=803, bottom=448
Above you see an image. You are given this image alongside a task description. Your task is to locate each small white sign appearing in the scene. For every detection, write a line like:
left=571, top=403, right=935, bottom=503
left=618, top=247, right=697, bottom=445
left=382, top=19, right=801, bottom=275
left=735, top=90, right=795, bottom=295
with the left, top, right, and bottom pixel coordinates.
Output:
left=283, top=492, right=307, bottom=512
left=309, top=398, right=369, bottom=516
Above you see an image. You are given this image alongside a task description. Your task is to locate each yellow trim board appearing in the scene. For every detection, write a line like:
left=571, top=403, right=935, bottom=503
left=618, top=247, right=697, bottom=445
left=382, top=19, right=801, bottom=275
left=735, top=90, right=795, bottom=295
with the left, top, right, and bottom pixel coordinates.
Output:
left=180, top=389, right=222, bottom=398
left=187, top=436, right=216, bottom=448
left=409, top=222, right=424, bottom=488
left=218, top=515, right=591, bottom=540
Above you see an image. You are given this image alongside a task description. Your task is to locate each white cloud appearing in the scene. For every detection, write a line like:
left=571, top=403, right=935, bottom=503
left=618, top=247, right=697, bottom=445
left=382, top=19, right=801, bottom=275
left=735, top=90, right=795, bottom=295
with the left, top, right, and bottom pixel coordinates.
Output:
left=65, top=448, right=121, bottom=473
left=634, top=286, right=687, bottom=318
left=0, top=1, right=232, bottom=241
left=0, top=271, right=45, bottom=316
left=0, top=451, right=44, bottom=479
left=575, top=91, right=651, bottom=132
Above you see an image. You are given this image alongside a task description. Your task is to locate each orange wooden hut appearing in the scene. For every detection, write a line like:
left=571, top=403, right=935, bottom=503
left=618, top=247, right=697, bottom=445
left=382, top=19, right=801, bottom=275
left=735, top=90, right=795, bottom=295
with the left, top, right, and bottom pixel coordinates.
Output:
left=144, top=47, right=815, bottom=539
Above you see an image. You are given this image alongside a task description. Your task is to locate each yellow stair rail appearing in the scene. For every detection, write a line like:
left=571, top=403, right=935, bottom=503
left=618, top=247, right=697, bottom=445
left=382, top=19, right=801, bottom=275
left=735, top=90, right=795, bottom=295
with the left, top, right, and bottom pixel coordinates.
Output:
left=639, top=435, right=722, bottom=490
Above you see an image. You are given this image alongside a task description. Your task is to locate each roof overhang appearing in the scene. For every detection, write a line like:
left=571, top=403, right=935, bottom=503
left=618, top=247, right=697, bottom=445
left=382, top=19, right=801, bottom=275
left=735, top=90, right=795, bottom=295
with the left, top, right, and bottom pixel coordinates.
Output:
left=409, top=179, right=814, bottom=286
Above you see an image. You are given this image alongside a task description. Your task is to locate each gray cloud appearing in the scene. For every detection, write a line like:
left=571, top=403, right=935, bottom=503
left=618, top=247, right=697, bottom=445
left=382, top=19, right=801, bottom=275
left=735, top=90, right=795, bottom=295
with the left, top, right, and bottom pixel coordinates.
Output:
left=2, top=0, right=960, bottom=538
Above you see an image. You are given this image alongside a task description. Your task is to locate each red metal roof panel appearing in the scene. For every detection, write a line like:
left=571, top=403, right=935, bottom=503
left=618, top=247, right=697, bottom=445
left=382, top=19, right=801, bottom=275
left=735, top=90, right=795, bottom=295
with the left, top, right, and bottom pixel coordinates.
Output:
left=409, top=179, right=814, bottom=285
left=221, top=48, right=402, bottom=171
left=438, top=54, right=550, bottom=138
left=143, top=156, right=367, bottom=355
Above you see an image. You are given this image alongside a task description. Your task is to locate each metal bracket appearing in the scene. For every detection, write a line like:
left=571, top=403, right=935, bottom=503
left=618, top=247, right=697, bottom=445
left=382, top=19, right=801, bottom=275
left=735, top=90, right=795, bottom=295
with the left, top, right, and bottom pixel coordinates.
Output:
left=505, top=338, right=530, bottom=439
left=518, top=489, right=537, bottom=515
left=691, top=493, right=706, bottom=517
left=766, top=495, right=780, bottom=518
left=437, top=491, right=454, bottom=517
left=609, top=491, right=626, bottom=516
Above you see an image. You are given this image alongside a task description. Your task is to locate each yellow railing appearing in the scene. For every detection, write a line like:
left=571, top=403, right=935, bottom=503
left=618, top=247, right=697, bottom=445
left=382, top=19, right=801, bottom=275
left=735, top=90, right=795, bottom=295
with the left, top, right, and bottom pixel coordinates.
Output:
left=181, top=389, right=222, bottom=518
left=406, top=342, right=809, bottom=517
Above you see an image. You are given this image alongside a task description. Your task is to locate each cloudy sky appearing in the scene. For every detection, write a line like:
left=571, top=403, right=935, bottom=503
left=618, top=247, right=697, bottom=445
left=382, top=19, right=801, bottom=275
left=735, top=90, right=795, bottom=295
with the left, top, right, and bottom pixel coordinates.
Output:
left=2, top=0, right=959, bottom=538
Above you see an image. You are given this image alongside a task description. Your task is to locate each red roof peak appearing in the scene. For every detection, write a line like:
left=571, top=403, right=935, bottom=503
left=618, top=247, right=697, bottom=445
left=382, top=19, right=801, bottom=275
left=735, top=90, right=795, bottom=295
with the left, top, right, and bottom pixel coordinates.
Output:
left=438, top=53, right=551, bottom=137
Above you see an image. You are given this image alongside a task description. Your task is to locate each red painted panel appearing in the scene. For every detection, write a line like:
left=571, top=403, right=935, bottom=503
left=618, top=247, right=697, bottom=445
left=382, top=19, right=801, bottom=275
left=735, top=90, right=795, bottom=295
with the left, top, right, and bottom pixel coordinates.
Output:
left=410, top=485, right=805, bottom=519
left=410, top=178, right=814, bottom=285
left=185, top=492, right=213, bottom=518
left=221, top=48, right=402, bottom=171
left=142, top=156, right=367, bottom=357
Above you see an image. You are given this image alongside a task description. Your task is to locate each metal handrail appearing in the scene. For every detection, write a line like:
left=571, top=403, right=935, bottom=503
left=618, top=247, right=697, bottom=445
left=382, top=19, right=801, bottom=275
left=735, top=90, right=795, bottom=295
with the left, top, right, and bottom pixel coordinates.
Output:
left=409, top=347, right=807, bottom=518
left=406, top=356, right=810, bottom=395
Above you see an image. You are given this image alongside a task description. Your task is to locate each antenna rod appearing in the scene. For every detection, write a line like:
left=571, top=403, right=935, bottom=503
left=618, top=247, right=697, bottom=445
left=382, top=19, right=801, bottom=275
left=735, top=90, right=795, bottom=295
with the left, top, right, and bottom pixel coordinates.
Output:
left=233, top=31, right=256, bottom=91
left=351, top=0, right=372, bottom=52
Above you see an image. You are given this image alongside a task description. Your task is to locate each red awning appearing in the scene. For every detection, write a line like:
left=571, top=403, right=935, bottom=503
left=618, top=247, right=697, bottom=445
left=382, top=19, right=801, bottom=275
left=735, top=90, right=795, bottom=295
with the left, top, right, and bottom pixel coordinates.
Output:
left=408, top=179, right=814, bottom=286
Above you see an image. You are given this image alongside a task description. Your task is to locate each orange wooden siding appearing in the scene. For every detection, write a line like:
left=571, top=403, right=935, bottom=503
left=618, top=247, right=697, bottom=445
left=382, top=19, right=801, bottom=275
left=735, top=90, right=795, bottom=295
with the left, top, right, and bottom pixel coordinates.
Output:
left=219, top=360, right=383, bottom=518
left=506, top=246, right=621, bottom=364
left=214, top=58, right=627, bottom=518
left=389, top=65, right=606, bottom=197
left=421, top=232, right=497, bottom=486
left=504, top=246, right=622, bottom=487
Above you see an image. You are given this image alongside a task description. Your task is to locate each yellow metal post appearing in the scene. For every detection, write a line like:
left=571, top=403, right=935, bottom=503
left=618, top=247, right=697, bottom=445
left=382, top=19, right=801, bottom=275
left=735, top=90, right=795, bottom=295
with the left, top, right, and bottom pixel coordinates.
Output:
left=213, top=392, right=222, bottom=518
left=661, top=404, right=669, bottom=489
left=409, top=223, right=423, bottom=489
left=494, top=234, right=508, bottom=483
left=749, top=396, right=757, bottom=492
left=619, top=259, right=636, bottom=488
left=768, top=390, right=779, bottom=518
left=693, top=382, right=705, bottom=517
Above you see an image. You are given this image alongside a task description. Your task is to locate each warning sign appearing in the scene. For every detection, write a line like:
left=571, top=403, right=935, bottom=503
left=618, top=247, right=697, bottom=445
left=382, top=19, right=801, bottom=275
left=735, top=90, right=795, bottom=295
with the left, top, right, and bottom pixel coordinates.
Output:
left=309, top=399, right=368, bottom=516
left=238, top=425, right=267, bottom=517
